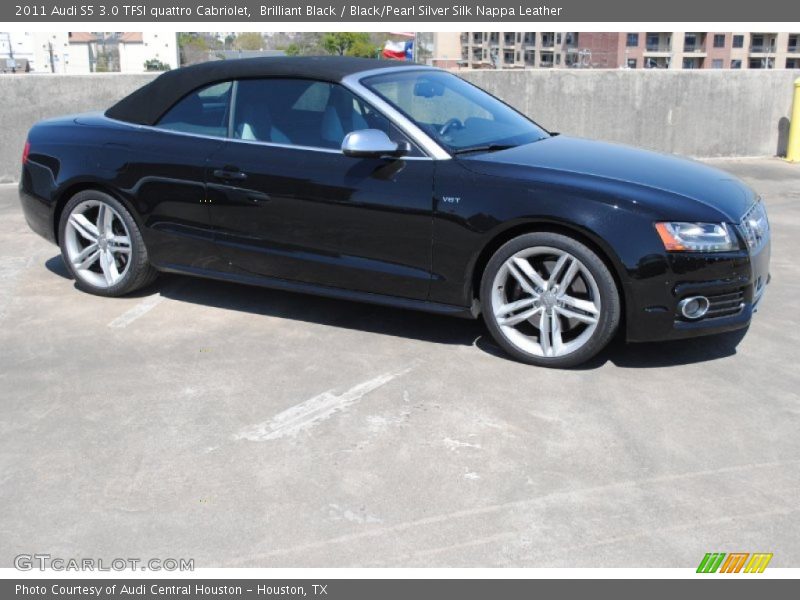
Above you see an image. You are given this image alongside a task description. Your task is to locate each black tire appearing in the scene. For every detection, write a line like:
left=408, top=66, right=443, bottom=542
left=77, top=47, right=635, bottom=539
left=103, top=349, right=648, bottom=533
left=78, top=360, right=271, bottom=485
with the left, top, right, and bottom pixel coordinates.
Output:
left=58, top=190, right=158, bottom=297
left=480, top=232, right=621, bottom=368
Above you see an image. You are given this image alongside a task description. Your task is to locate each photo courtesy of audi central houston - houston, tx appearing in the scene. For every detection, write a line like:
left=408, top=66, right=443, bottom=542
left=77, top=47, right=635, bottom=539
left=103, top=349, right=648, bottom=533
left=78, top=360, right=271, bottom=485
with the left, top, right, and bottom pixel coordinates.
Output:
left=18, top=56, right=771, bottom=367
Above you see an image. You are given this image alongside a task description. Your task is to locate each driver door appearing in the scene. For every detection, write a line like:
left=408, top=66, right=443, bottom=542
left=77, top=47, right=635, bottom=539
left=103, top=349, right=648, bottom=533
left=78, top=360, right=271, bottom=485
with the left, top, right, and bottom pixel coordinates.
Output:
left=207, top=78, right=436, bottom=301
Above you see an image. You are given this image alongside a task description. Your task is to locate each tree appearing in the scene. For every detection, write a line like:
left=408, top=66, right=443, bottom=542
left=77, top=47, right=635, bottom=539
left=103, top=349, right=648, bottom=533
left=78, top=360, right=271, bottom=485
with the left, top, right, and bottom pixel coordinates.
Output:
left=321, top=32, right=370, bottom=56
left=347, top=39, right=380, bottom=58
left=95, top=52, right=109, bottom=72
left=94, top=47, right=119, bottom=72
left=233, top=32, right=264, bottom=51
left=178, top=32, right=210, bottom=66
left=279, top=33, right=323, bottom=56
left=144, top=59, right=171, bottom=71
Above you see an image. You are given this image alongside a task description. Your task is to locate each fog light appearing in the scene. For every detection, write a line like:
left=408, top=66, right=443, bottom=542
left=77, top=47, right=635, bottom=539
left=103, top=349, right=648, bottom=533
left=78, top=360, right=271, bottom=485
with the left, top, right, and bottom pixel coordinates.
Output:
left=678, top=296, right=710, bottom=320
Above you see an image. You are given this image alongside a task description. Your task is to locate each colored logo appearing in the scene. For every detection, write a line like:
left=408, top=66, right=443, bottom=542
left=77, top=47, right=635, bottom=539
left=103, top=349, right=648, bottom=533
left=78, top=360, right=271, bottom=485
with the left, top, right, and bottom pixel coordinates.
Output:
left=697, top=552, right=773, bottom=573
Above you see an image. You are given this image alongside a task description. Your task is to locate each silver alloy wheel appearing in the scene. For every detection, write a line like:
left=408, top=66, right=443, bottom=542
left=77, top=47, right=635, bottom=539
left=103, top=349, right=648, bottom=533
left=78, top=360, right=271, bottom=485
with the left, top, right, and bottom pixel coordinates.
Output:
left=490, top=246, right=601, bottom=358
left=64, top=199, right=132, bottom=288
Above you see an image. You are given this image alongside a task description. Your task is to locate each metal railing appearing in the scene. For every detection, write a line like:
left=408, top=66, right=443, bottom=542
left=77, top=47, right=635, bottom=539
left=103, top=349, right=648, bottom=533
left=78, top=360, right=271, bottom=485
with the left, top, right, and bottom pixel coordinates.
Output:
left=645, top=44, right=672, bottom=52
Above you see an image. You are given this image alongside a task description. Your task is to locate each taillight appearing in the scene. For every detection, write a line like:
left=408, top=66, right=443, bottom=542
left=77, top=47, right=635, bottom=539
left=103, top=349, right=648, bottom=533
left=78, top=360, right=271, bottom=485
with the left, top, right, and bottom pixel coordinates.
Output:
left=22, top=140, right=30, bottom=165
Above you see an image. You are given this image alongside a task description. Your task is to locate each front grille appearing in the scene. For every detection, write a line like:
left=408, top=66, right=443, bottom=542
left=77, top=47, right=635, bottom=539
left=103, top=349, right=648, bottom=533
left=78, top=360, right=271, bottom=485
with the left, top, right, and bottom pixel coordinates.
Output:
left=704, top=289, right=745, bottom=319
left=739, top=200, right=769, bottom=251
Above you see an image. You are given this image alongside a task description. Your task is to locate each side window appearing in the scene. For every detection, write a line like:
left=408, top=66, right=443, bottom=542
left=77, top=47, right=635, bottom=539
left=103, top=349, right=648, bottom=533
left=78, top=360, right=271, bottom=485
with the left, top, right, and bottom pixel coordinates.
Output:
left=156, top=81, right=232, bottom=137
left=232, top=78, right=422, bottom=155
left=291, top=81, right=331, bottom=112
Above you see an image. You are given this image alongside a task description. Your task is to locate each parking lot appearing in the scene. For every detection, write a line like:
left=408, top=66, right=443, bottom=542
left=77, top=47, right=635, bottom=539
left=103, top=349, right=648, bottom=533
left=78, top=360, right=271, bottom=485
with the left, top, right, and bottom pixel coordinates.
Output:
left=1, top=158, right=798, bottom=568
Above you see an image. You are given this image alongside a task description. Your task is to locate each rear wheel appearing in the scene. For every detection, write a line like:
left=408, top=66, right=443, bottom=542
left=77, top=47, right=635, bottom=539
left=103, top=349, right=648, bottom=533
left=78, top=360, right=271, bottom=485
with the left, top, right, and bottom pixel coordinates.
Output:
left=480, top=232, right=620, bottom=368
left=59, top=190, right=157, bottom=296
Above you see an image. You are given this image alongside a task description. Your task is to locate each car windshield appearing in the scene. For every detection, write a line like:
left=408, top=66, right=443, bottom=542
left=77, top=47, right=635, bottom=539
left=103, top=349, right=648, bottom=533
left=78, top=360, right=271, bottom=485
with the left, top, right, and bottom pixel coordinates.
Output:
left=361, top=70, right=548, bottom=154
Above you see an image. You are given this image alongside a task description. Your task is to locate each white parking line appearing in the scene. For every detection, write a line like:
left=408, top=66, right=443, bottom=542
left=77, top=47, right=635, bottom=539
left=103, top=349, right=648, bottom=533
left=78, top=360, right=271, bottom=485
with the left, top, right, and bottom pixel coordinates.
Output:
left=107, top=294, right=165, bottom=328
left=235, top=366, right=414, bottom=442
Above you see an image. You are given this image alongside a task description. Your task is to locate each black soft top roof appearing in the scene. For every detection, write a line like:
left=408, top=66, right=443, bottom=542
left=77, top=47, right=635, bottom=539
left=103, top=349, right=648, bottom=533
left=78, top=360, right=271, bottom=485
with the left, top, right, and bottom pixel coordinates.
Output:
left=105, top=56, right=418, bottom=126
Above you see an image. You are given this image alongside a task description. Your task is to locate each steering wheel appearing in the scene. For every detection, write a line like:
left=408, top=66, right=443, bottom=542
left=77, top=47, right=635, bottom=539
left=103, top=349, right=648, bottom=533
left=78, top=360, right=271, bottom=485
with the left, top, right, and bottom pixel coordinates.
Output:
left=439, top=118, right=464, bottom=137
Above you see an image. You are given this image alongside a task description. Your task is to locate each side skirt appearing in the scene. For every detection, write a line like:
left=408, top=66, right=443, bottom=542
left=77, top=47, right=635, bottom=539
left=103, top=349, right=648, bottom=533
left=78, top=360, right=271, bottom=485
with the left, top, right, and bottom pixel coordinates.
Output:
left=156, top=263, right=478, bottom=319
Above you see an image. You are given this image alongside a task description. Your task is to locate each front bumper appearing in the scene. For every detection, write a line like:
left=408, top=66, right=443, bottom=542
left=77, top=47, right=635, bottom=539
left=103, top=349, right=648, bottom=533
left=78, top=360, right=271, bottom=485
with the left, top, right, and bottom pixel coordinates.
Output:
left=625, top=237, right=770, bottom=343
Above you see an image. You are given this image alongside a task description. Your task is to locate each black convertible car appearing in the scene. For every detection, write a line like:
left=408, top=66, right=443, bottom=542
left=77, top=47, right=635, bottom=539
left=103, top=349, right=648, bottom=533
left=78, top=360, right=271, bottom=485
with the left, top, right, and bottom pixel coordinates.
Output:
left=19, top=56, right=770, bottom=367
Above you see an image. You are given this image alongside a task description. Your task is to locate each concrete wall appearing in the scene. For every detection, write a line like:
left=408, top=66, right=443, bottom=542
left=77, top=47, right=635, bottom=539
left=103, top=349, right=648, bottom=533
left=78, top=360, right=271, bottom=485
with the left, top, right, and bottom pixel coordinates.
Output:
left=1, top=70, right=797, bottom=183
left=0, top=73, right=156, bottom=183
left=460, top=69, right=796, bottom=159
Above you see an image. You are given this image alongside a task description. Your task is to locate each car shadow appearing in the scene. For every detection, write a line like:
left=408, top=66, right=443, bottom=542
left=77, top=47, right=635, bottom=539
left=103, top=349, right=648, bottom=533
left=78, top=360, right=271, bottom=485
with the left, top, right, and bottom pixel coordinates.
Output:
left=579, top=328, right=747, bottom=369
left=163, top=271, right=485, bottom=347
left=45, top=255, right=748, bottom=369
left=45, top=255, right=71, bottom=279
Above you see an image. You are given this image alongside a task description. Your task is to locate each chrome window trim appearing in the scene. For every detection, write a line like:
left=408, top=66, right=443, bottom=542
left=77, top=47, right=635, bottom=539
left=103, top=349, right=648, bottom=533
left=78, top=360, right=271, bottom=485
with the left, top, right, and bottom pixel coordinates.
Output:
left=227, top=79, right=239, bottom=139
left=341, top=67, right=452, bottom=161
left=106, top=115, right=433, bottom=161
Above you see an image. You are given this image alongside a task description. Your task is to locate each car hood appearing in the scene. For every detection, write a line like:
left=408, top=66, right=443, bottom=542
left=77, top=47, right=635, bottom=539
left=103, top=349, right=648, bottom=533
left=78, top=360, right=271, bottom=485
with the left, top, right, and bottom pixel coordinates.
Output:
left=458, top=135, right=757, bottom=222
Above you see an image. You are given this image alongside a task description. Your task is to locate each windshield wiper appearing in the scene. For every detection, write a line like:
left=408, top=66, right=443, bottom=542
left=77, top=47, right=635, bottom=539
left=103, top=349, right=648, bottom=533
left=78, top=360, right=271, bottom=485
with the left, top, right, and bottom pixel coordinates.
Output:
left=451, top=143, right=517, bottom=156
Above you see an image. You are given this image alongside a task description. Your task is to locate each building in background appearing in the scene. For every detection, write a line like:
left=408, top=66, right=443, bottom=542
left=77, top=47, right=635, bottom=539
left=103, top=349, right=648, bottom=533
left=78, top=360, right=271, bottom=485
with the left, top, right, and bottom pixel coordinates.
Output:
left=64, top=32, right=97, bottom=72
left=1, top=32, right=73, bottom=73
left=1, top=31, right=178, bottom=73
left=417, top=32, right=461, bottom=68
left=459, top=31, right=570, bottom=69
left=618, top=32, right=797, bottom=70
left=0, top=31, right=100, bottom=73
left=5, top=31, right=797, bottom=72
left=118, top=32, right=179, bottom=72
left=457, top=31, right=800, bottom=69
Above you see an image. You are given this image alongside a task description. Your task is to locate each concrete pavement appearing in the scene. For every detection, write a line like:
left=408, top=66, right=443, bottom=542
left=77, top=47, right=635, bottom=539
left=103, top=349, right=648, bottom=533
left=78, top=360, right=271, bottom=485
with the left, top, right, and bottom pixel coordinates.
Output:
left=1, top=158, right=798, bottom=568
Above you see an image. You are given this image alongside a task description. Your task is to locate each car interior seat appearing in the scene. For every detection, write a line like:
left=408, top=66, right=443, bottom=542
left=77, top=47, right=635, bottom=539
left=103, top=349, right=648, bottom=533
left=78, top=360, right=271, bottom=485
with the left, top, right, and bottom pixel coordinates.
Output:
left=321, top=86, right=368, bottom=147
left=234, top=97, right=291, bottom=144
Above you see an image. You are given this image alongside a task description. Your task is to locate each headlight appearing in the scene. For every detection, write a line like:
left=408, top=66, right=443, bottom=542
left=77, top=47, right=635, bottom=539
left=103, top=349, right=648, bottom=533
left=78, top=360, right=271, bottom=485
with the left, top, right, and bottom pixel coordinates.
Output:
left=655, top=222, right=739, bottom=252
left=740, top=200, right=769, bottom=250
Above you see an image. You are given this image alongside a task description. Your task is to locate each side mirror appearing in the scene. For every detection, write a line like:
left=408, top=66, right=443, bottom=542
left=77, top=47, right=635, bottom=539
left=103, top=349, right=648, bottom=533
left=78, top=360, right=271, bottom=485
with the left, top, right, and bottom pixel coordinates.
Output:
left=341, top=129, right=407, bottom=158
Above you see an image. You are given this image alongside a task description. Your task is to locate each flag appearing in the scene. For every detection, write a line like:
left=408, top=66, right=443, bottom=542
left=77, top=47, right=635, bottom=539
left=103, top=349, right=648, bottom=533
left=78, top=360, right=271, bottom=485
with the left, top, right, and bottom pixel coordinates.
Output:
left=383, top=39, right=414, bottom=61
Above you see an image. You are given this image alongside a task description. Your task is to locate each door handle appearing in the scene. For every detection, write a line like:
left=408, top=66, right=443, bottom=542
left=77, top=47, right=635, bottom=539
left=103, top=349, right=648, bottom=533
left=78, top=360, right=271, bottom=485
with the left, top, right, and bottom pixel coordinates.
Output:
left=213, top=168, right=247, bottom=181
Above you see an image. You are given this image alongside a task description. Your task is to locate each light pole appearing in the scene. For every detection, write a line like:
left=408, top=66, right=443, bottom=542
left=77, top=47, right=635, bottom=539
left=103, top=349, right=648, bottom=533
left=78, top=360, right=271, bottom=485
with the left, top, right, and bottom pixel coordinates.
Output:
left=2, top=32, right=16, bottom=73
left=46, top=41, right=55, bottom=73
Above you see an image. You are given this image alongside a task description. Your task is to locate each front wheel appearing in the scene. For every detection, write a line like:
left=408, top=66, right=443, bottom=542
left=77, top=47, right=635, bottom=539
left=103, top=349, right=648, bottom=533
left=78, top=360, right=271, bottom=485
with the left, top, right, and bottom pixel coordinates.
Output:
left=480, top=232, right=621, bottom=368
left=59, top=190, right=158, bottom=297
